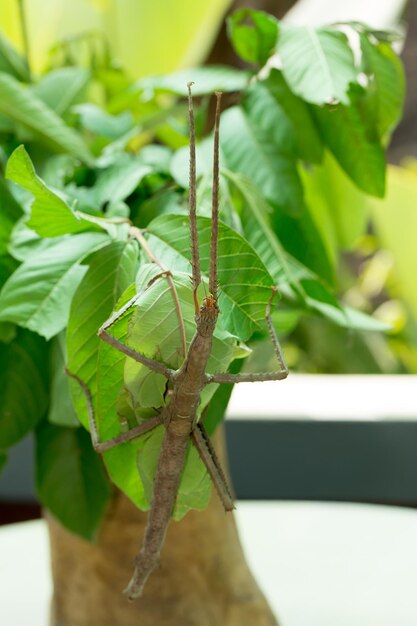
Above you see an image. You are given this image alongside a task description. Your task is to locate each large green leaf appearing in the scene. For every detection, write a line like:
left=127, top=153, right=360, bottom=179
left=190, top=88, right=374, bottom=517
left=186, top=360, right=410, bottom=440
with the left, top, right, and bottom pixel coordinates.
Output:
left=124, top=268, right=241, bottom=409
left=0, top=72, right=93, bottom=163
left=136, top=65, right=250, bottom=96
left=360, top=34, right=405, bottom=137
left=67, top=241, right=139, bottom=429
left=263, top=70, right=323, bottom=164
left=227, top=8, right=279, bottom=65
left=0, top=232, right=109, bottom=339
left=35, top=422, right=111, bottom=540
left=0, top=329, right=48, bottom=448
left=6, top=146, right=93, bottom=237
left=277, top=25, right=357, bottom=105
left=312, top=86, right=386, bottom=197
left=146, top=214, right=274, bottom=339
left=31, top=67, right=90, bottom=115
left=220, top=90, right=304, bottom=215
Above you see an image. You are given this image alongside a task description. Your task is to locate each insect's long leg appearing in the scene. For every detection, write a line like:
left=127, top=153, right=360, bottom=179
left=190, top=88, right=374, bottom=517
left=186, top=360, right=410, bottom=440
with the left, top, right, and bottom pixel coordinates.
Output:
left=98, top=326, right=175, bottom=380
left=204, top=288, right=289, bottom=384
left=191, top=422, right=235, bottom=512
left=209, top=91, right=222, bottom=299
left=66, top=370, right=164, bottom=453
left=97, top=271, right=176, bottom=381
left=187, top=82, right=201, bottom=316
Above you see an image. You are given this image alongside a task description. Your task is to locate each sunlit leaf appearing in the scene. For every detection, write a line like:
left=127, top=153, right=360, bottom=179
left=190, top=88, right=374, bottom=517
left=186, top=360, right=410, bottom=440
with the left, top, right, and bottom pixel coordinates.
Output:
left=277, top=25, right=357, bottom=104
left=0, top=232, right=109, bottom=339
left=6, top=145, right=93, bottom=236
left=67, top=240, right=138, bottom=428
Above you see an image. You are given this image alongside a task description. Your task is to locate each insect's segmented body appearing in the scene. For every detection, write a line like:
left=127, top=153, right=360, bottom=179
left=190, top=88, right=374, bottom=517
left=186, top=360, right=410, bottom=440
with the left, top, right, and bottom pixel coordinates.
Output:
left=125, top=297, right=219, bottom=598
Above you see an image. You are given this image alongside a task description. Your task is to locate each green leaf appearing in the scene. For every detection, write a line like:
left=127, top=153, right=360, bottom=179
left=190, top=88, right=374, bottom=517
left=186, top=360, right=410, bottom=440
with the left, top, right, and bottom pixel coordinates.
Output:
left=67, top=241, right=139, bottom=429
left=95, top=271, right=238, bottom=516
left=146, top=214, right=274, bottom=339
left=222, top=169, right=294, bottom=289
left=220, top=94, right=304, bottom=215
left=136, top=65, right=250, bottom=96
left=312, top=85, right=386, bottom=197
left=8, top=220, right=59, bottom=261
left=271, top=201, right=335, bottom=285
left=0, top=329, right=48, bottom=448
left=0, top=177, right=23, bottom=256
left=94, top=154, right=152, bottom=205
left=48, top=334, right=79, bottom=427
left=300, top=151, right=369, bottom=251
left=0, top=72, right=93, bottom=163
left=360, top=35, right=405, bottom=136
left=6, top=146, right=93, bottom=237
left=263, top=69, right=323, bottom=164
left=0, top=232, right=109, bottom=339
left=35, top=422, right=111, bottom=540
left=123, top=269, right=239, bottom=407
left=75, top=103, right=134, bottom=139
left=227, top=9, right=279, bottom=65
left=277, top=25, right=357, bottom=104
left=95, top=284, right=148, bottom=509
left=0, top=32, right=30, bottom=81
left=31, top=67, right=90, bottom=115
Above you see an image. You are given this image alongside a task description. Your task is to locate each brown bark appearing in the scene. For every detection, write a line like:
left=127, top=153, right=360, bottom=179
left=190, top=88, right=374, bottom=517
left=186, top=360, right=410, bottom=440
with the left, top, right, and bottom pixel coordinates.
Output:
left=47, top=429, right=279, bottom=626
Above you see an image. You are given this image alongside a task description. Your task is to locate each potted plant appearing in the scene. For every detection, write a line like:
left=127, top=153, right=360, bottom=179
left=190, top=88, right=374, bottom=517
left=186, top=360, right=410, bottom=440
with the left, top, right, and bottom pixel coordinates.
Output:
left=0, top=8, right=405, bottom=625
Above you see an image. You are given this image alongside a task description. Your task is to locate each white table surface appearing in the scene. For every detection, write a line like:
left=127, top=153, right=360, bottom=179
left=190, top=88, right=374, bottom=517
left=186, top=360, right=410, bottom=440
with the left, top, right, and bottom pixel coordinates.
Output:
left=1, top=501, right=417, bottom=626
left=226, top=375, right=417, bottom=421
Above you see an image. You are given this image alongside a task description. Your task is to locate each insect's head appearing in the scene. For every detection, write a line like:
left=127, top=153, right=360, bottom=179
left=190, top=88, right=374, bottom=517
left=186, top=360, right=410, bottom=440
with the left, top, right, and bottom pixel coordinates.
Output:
left=196, top=295, right=219, bottom=334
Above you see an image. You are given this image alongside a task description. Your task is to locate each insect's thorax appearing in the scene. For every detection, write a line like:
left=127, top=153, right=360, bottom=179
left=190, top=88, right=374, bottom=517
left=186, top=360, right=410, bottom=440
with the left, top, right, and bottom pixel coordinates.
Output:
left=167, top=297, right=218, bottom=429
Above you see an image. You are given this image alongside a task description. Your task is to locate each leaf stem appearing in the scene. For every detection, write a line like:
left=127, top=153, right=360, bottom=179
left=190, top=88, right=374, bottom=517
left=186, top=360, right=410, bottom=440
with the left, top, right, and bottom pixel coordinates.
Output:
left=129, top=226, right=187, bottom=359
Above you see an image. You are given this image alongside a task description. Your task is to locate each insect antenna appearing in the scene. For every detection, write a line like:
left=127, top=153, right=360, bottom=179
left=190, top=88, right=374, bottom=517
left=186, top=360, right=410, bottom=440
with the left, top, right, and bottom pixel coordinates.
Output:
left=187, top=82, right=201, bottom=316
left=209, top=91, right=222, bottom=300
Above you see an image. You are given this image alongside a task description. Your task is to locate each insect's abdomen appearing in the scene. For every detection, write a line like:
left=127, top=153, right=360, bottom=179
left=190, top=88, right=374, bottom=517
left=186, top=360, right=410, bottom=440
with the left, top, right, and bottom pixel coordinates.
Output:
left=124, top=425, right=190, bottom=599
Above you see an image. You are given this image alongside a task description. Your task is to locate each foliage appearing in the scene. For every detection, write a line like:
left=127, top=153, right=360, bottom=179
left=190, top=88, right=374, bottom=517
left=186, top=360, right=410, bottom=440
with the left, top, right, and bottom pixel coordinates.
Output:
left=0, top=10, right=405, bottom=538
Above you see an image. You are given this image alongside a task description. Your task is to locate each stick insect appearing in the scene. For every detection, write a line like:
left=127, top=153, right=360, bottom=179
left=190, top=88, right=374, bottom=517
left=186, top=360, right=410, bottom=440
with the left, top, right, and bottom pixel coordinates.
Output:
left=67, top=84, right=288, bottom=601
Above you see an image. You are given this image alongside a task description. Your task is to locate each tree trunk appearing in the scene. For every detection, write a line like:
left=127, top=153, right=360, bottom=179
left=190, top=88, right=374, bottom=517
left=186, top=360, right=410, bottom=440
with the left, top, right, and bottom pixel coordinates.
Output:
left=47, top=429, right=279, bottom=626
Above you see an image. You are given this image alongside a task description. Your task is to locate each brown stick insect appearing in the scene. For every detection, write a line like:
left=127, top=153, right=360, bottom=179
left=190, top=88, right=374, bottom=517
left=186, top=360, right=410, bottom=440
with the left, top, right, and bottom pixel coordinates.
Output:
left=67, top=84, right=288, bottom=600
